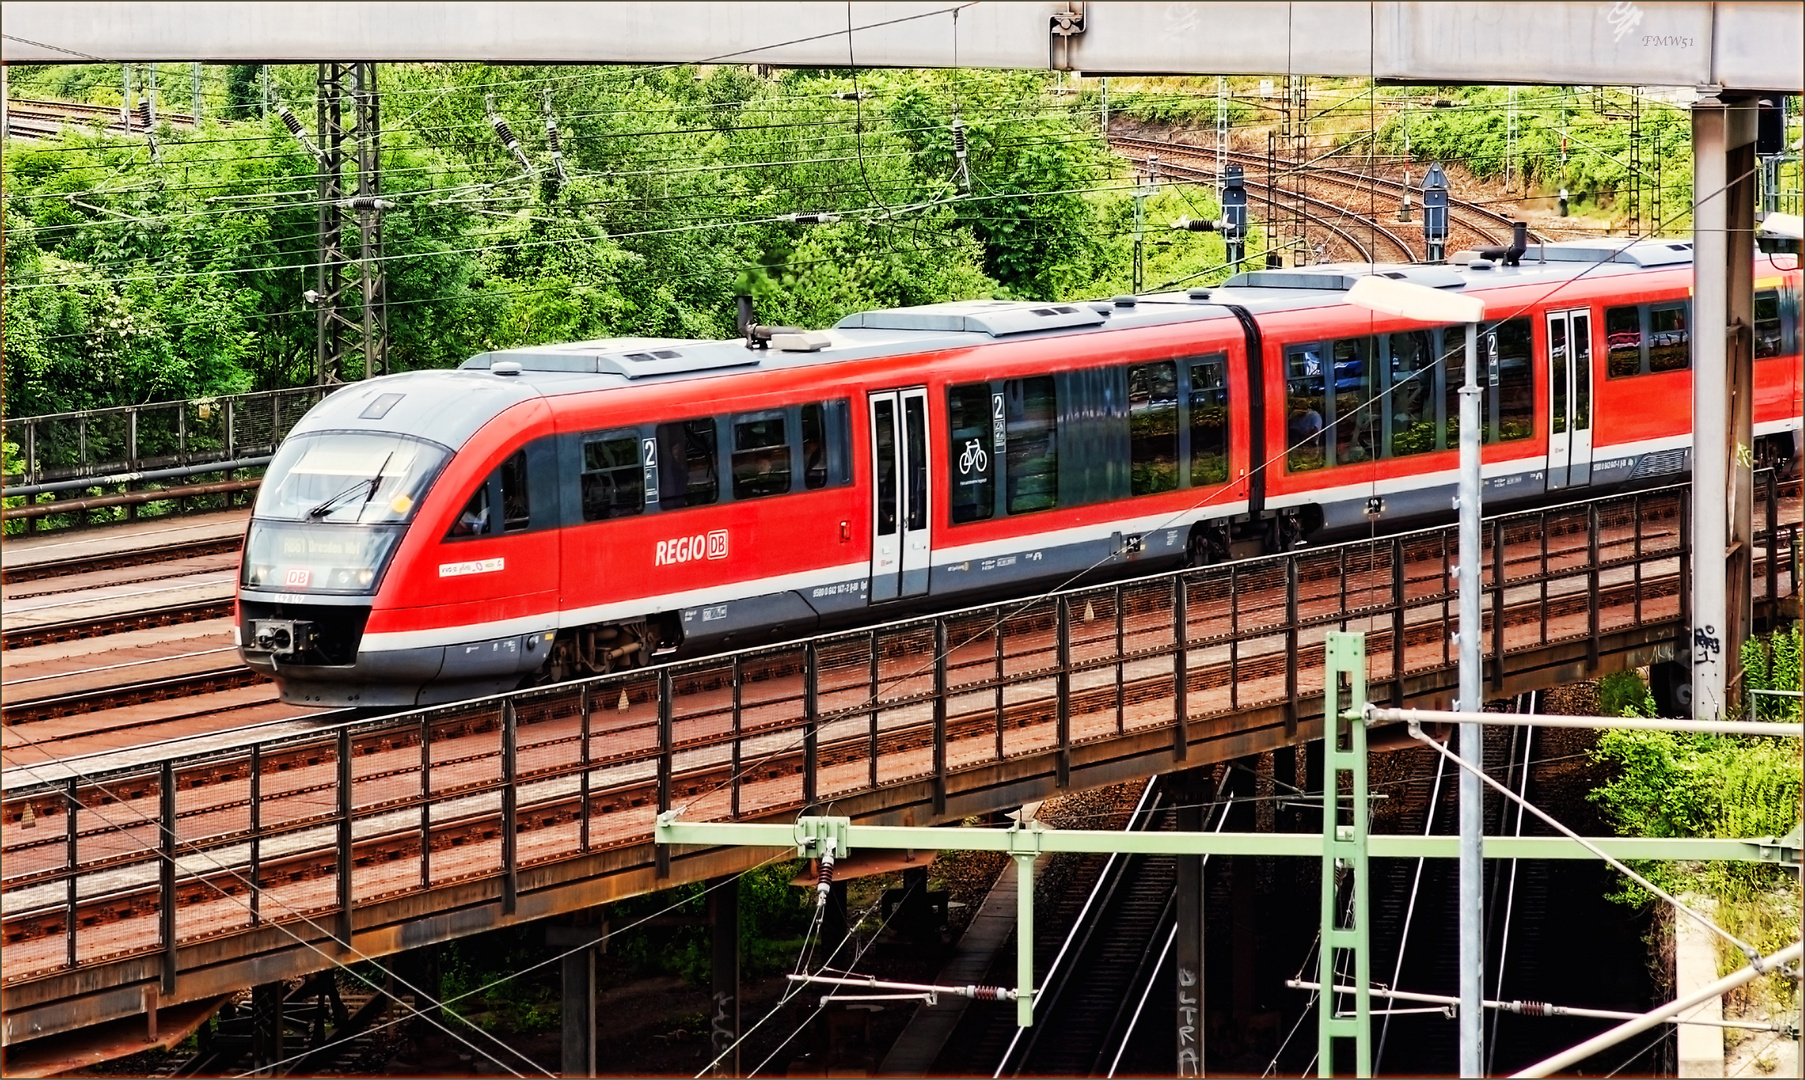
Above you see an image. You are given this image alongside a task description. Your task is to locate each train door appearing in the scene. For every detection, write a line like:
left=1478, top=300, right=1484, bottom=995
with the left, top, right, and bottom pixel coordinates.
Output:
left=1545, top=308, right=1594, bottom=489
left=867, top=387, right=932, bottom=602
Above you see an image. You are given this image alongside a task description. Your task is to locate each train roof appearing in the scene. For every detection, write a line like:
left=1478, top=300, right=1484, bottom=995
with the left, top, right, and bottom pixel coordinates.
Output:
left=456, top=236, right=1698, bottom=383
left=310, top=236, right=1705, bottom=450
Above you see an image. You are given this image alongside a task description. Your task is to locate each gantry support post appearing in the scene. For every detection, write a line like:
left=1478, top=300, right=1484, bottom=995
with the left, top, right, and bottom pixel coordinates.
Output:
left=1690, top=89, right=1759, bottom=722
left=1173, top=768, right=1210, bottom=1077
left=1318, top=632, right=1371, bottom=1078
left=250, top=980, right=285, bottom=1074
left=548, top=922, right=607, bottom=1078
left=710, top=875, right=742, bottom=1077
left=1014, top=852, right=1037, bottom=1028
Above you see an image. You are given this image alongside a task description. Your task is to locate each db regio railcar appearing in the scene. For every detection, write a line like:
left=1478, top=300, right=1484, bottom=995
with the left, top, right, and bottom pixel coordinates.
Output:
left=237, top=238, right=1803, bottom=706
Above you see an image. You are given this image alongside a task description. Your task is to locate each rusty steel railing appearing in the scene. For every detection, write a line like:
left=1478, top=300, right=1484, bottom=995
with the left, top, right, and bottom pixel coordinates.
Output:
left=1, top=480, right=1798, bottom=992
left=1, top=385, right=334, bottom=496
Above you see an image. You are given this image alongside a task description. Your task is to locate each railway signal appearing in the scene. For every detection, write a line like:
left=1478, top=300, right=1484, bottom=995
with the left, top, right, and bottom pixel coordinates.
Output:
left=1421, top=162, right=1449, bottom=262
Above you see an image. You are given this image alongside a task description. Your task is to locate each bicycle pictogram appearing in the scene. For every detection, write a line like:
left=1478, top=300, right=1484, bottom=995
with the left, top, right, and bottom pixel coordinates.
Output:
left=959, top=438, right=989, bottom=475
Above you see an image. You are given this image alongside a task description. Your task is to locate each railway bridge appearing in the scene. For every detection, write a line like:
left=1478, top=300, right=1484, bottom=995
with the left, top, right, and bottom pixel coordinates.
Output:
left=2, top=478, right=1799, bottom=1052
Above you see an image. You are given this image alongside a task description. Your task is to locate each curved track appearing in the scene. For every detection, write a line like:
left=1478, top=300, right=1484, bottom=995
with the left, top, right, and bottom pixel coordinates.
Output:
left=1138, top=149, right=1417, bottom=264
left=1114, top=135, right=1541, bottom=264
left=5, top=97, right=209, bottom=140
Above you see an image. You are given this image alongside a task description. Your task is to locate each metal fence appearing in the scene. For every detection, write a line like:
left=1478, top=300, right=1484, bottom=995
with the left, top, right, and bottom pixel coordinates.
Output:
left=1, top=480, right=1798, bottom=990
left=1, top=386, right=333, bottom=493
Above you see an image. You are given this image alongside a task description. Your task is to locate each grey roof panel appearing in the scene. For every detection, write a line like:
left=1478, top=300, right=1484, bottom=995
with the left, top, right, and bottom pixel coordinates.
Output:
left=287, top=369, right=546, bottom=450
left=835, top=298, right=1107, bottom=336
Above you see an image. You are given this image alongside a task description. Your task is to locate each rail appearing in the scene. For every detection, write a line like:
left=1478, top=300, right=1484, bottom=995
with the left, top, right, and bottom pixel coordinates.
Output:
left=0, top=479, right=1798, bottom=1016
left=1, top=385, right=333, bottom=496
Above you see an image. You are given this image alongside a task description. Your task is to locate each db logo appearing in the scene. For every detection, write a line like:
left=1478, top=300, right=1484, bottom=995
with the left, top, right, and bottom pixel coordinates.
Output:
left=656, top=530, right=730, bottom=566
left=284, top=567, right=312, bottom=587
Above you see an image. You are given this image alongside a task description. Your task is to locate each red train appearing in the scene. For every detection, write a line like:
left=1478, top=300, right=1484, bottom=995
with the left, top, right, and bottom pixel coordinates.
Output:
left=237, top=238, right=1803, bottom=706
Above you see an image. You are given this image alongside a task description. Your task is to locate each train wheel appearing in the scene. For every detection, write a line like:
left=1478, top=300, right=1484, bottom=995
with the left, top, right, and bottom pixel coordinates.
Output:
left=1185, top=528, right=1213, bottom=568
left=1263, top=513, right=1305, bottom=555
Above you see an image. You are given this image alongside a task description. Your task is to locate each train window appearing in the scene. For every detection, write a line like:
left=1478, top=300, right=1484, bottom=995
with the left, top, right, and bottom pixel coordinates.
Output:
left=1386, top=332, right=1437, bottom=458
left=947, top=383, right=996, bottom=523
left=1004, top=376, right=1059, bottom=514
left=449, top=483, right=492, bottom=539
left=656, top=419, right=719, bottom=508
left=444, top=449, right=531, bottom=539
left=1127, top=362, right=1179, bottom=495
left=874, top=400, right=898, bottom=535
left=1781, top=283, right=1803, bottom=356
left=1572, top=312, right=1592, bottom=429
left=1647, top=302, right=1690, bottom=372
left=1330, top=337, right=1377, bottom=464
left=498, top=451, right=531, bottom=531
left=904, top=396, right=929, bottom=531
left=1549, top=318, right=1568, bottom=436
left=1605, top=305, right=1643, bottom=377
left=1441, top=330, right=1470, bottom=447
left=581, top=435, right=643, bottom=521
left=1754, top=290, right=1783, bottom=359
left=1284, top=344, right=1327, bottom=472
left=1489, top=319, right=1534, bottom=442
left=800, top=404, right=828, bottom=489
left=1188, top=357, right=1229, bottom=485
left=731, top=413, right=792, bottom=499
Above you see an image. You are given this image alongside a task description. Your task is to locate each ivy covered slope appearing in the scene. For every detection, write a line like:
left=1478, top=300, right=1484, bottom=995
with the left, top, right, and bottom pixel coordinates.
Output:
left=3, top=64, right=1253, bottom=418
left=1591, top=627, right=1802, bottom=985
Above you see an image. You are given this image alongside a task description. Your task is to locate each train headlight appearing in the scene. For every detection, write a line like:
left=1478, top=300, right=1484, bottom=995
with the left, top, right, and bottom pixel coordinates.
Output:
left=357, top=569, right=375, bottom=586
left=247, top=565, right=271, bottom=586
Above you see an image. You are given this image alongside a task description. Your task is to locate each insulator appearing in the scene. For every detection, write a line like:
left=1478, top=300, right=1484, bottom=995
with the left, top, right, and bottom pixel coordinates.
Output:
left=951, top=118, right=970, bottom=193
left=278, top=105, right=306, bottom=138
left=545, top=116, right=563, bottom=156
left=835, top=91, right=866, bottom=101
left=814, top=840, right=837, bottom=908
left=492, top=115, right=520, bottom=151
left=968, top=985, right=1010, bottom=1001
left=1511, top=1000, right=1550, bottom=1017
left=137, top=99, right=153, bottom=130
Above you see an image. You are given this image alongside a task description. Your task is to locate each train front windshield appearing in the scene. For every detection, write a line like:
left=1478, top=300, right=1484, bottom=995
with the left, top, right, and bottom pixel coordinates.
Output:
left=242, top=432, right=450, bottom=595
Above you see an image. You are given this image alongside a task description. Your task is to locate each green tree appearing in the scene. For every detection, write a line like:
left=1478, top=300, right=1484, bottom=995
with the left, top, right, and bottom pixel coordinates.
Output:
left=224, top=65, right=262, bottom=118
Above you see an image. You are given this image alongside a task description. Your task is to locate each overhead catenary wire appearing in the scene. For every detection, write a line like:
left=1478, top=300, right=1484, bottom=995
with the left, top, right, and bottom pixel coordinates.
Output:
left=0, top=734, right=552, bottom=1079
left=231, top=852, right=789, bottom=1078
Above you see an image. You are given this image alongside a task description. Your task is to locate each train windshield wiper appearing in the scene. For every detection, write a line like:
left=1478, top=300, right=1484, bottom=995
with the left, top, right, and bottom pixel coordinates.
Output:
left=306, top=453, right=394, bottom=518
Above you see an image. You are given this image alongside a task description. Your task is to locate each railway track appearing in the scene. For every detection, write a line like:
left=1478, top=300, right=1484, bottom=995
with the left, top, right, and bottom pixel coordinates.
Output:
left=2, top=666, right=265, bottom=728
left=0, top=598, right=234, bottom=651
left=999, top=777, right=1178, bottom=1077
left=3, top=534, right=242, bottom=587
left=1113, top=135, right=1537, bottom=264
left=5, top=96, right=210, bottom=140
left=1137, top=150, right=1418, bottom=264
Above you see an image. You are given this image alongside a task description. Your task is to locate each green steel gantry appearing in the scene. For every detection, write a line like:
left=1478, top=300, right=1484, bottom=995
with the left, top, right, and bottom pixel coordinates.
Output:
left=653, top=631, right=1802, bottom=1076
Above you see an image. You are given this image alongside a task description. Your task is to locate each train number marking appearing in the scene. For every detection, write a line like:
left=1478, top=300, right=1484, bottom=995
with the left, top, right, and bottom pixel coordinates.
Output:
left=439, top=558, right=505, bottom=578
left=643, top=438, right=660, bottom=504
left=656, top=530, right=730, bottom=566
